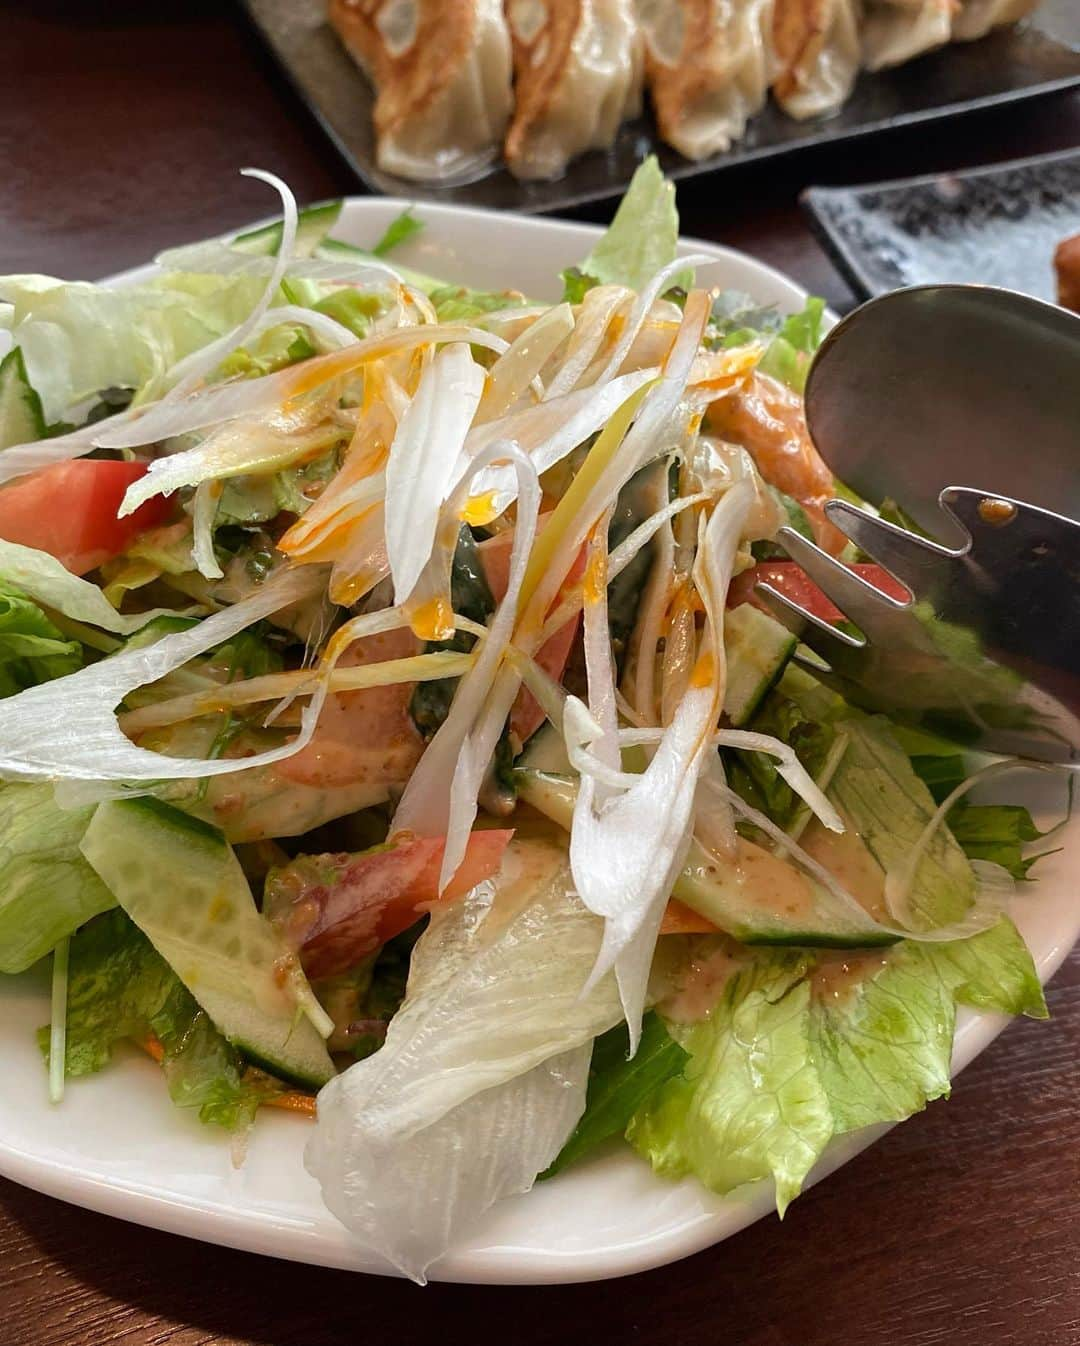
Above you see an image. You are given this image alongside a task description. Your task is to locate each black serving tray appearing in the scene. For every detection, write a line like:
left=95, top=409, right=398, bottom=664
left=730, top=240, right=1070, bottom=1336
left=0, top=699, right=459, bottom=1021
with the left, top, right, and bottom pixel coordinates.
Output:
left=802, top=144, right=1080, bottom=301
left=242, top=0, right=1080, bottom=214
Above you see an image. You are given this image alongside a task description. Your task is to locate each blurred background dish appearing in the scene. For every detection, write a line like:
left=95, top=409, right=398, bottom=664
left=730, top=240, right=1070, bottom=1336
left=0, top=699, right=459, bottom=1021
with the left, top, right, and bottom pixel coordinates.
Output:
left=242, top=0, right=1080, bottom=211
left=801, top=144, right=1080, bottom=300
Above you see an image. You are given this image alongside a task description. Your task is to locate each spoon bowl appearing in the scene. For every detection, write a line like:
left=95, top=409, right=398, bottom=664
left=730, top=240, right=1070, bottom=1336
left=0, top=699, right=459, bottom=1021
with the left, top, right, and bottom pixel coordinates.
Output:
left=763, top=284, right=1080, bottom=764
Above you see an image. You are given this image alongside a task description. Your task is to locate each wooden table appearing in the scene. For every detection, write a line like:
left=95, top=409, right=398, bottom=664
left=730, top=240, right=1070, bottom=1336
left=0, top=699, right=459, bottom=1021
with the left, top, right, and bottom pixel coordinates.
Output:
left=4, top=5, right=1080, bottom=1343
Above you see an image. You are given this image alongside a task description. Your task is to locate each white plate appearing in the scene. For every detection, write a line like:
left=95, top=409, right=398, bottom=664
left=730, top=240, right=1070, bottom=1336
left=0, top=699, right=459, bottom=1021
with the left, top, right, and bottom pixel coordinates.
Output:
left=2, top=199, right=1077, bottom=1286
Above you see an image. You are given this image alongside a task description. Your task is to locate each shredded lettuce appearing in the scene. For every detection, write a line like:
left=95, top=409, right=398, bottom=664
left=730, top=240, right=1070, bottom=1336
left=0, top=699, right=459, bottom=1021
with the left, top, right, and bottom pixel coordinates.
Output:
left=371, top=208, right=424, bottom=258
left=216, top=451, right=339, bottom=526
left=578, top=156, right=684, bottom=293
left=310, top=288, right=383, bottom=337
left=306, top=834, right=624, bottom=1281
left=0, top=581, right=82, bottom=696
left=0, top=538, right=188, bottom=636
left=217, top=324, right=317, bottom=380
left=0, top=784, right=115, bottom=974
left=757, top=297, right=826, bottom=393
left=559, top=266, right=598, bottom=305
left=39, top=908, right=270, bottom=1130
left=709, top=289, right=784, bottom=346
left=824, top=715, right=976, bottom=929
left=429, top=285, right=525, bottom=323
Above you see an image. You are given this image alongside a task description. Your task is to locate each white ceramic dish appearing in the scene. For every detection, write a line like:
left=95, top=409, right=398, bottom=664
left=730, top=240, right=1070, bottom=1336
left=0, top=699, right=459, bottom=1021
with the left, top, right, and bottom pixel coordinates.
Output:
left=1, top=198, right=1077, bottom=1285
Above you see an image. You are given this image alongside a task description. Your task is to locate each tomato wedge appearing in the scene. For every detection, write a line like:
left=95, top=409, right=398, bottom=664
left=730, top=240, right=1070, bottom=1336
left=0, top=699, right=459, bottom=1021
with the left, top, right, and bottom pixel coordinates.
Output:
left=264, top=829, right=514, bottom=979
left=0, top=460, right=171, bottom=575
left=727, top=560, right=909, bottom=625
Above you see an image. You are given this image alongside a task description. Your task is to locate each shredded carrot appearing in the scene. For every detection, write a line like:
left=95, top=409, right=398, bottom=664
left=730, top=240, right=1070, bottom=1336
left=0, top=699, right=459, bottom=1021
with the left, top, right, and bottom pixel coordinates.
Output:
left=264, top=1092, right=318, bottom=1118
left=660, top=899, right=719, bottom=936
left=141, top=1033, right=165, bottom=1064
left=137, top=1035, right=316, bottom=1118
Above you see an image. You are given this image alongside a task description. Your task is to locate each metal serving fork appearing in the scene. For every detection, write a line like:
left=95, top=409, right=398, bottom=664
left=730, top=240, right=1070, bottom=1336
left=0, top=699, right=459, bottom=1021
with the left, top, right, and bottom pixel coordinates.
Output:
left=758, top=284, right=1080, bottom=765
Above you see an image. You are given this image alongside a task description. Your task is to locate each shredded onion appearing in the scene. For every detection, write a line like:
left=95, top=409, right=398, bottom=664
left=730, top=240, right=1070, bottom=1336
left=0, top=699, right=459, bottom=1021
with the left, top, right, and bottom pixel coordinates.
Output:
left=392, top=442, right=541, bottom=889
left=191, top=480, right=224, bottom=580
left=543, top=286, right=632, bottom=402
left=164, top=169, right=300, bottom=405
left=385, top=343, right=484, bottom=605
left=479, top=302, right=574, bottom=421
left=0, top=567, right=330, bottom=783
left=587, top=254, right=712, bottom=389
left=92, top=324, right=509, bottom=452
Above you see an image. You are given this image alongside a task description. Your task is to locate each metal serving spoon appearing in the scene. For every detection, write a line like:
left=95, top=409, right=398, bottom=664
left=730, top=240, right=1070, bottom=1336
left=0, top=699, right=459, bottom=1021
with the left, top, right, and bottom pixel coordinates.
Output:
left=759, top=284, right=1080, bottom=765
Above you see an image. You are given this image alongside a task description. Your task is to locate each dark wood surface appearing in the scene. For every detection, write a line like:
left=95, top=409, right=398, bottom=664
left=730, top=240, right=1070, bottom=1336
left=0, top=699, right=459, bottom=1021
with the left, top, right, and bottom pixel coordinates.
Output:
left=4, top=5, right=1080, bottom=1343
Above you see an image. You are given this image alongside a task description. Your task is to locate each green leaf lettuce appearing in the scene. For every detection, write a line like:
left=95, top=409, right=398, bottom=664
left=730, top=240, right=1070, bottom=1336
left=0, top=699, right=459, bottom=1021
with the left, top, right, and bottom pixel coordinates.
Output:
left=40, top=909, right=274, bottom=1130
left=0, top=581, right=82, bottom=697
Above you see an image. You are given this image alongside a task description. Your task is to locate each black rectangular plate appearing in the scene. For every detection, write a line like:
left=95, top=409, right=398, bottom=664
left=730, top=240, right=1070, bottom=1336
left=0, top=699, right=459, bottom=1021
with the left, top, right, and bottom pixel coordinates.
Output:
left=801, top=145, right=1080, bottom=301
left=242, top=0, right=1080, bottom=215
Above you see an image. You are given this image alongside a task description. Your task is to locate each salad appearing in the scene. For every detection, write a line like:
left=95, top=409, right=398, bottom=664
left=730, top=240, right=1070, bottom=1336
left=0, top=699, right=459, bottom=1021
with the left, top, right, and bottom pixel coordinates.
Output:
left=0, top=160, right=1061, bottom=1283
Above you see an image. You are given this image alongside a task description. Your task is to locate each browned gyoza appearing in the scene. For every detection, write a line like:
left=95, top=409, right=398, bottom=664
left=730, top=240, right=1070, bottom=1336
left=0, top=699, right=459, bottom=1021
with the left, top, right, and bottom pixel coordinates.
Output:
left=329, top=0, right=513, bottom=180
left=637, top=0, right=774, bottom=160
left=770, top=0, right=860, bottom=118
left=504, top=0, right=642, bottom=180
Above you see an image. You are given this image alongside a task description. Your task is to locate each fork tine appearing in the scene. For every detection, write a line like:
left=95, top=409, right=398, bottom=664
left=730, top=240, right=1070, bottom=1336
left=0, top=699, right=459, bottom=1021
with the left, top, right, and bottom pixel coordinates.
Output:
left=754, top=579, right=865, bottom=670
left=773, top=525, right=908, bottom=639
left=824, top=499, right=958, bottom=597
left=754, top=580, right=864, bottom=646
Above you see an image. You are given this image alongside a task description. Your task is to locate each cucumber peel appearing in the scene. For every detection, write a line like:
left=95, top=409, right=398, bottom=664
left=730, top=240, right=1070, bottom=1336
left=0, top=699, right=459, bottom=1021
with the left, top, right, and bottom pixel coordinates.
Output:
left=232, top=200, right=343, bottom=259
left=0, top=347, right=46, bottom=449
left=514, top=768, right=893, bottom=949
left=80, top=798, right=335, bottom=1089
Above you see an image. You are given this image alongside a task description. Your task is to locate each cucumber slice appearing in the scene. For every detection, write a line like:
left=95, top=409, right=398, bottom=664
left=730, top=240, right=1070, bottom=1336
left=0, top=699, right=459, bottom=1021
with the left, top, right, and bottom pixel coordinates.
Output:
left=514, top=769, right=893, bottom=949
left=232, top=200, right=343, bottom=259
left=0, top=348, right=46, bottom=449
left=723, top=604, right=797, bottom=727
left=517, top=722, right=572, bottom=775
left=122, top=614, right=200, bottom=651
left=80, top=798, right=335, bottom=1088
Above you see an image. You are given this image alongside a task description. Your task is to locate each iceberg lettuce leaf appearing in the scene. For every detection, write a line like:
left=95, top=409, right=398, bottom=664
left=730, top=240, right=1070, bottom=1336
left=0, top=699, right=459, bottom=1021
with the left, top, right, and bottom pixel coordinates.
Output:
left=0, top=783, right=115, bottom=974
left=757, top=297, right=826, bottom=393
left=629, top=951, right=832, bottom=1215
left=305, top=833, right=624, bottom=1281
left=1, top=271, right=265, bottom=421
left=629, top=913, right=1044, bottom=1211
left=810, top=944, right=956, bottom=1135
left=580, top=156, right=685, bottom=293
